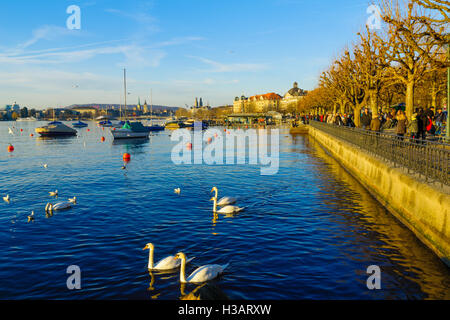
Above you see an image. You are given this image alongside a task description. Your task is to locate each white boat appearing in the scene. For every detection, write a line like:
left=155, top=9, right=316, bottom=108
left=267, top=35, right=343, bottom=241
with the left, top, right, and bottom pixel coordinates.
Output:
left=35, top=121, right=77, bottom=137
left=16, top=117, right=37, bottom=122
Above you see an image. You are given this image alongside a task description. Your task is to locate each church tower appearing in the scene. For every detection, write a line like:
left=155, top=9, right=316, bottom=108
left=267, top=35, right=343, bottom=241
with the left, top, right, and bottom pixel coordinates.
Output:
left=143, top=100, right=148, bottom=114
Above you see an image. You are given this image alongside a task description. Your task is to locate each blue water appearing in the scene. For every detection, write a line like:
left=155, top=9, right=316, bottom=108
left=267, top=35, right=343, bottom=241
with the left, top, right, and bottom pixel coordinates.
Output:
left=0, top=121, right=449, bottom=300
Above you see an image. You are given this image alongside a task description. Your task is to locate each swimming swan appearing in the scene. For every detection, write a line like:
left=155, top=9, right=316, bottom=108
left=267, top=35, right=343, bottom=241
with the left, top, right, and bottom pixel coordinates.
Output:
left=49, top=190, right=58, bottom=197
left=174, top=188, right=181, bottom=194
left=68, top=197, right=77, bottom=204
left=3, top=194, right=10, bottom=203
left=211, top=187, right=236, bottom=206
left=211, top=197, right=244, bottom=214
left=175, top=252, right=229, bottom=283
left=28, top=211, right=35, bottom=223
left=143, top=243, right=194, bottom=271
left=45, top=201, right=72, bottom=212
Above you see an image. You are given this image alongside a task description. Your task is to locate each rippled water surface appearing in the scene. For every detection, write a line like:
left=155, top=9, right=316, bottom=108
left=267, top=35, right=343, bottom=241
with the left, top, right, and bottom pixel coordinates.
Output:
left=0, top=121, right=449, bottom=299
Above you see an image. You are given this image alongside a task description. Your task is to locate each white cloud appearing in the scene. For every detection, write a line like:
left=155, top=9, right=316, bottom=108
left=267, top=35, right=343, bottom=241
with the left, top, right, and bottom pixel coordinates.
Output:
left=187, top=56, right=268, bottom=73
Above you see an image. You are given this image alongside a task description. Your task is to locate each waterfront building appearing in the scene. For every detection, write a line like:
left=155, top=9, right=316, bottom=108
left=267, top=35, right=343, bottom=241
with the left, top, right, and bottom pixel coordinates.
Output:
left=233, top=96, right=248, bottom=113
left=280, top=82, right=307, bottom=111
left=71, top=106, right=98, bottom=117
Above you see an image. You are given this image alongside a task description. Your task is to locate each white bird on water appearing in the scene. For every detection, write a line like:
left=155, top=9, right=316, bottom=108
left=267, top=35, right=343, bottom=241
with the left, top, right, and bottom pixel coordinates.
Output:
left=49, top=190, right=58, bottom=197
left=143, top=243, right=195, bottom=271
left=175, top=252, right=229, bottom=283
left=43, top=164, right=48, bottom=169
left=3, top=194, right=10, bottom=203
left=211, top=197, right=244, bottom=215
left=211, top=187, right=236, bottom=206
left=68, top=197, right=77, bottom=204
left=28, top=211, right=35, bottom=223
left=174, top=188, right=181, bottom=194
left=8, top=127, right=14, bottom=135
left=45, top=201, right=72, bottom=212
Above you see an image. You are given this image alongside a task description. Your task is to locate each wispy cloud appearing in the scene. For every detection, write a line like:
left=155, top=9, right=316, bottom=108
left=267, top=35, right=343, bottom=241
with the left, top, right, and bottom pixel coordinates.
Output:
left=188, top=56, right=268, bottom=73
left=105, top=8, right=159, bottom=33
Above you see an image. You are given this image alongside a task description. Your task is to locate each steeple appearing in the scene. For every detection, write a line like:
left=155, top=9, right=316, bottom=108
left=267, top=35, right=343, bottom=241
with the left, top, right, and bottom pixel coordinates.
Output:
left=199, top=98, right=203, bottom=107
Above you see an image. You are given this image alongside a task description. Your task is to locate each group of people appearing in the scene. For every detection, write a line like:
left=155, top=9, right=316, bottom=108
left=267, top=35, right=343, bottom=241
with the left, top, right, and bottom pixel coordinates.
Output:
left=305, top=106, right=447, bottom=142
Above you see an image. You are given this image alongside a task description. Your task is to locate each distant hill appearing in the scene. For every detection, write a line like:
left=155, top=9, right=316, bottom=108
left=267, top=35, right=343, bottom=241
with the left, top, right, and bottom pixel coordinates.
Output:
left=66, top=104, right=179, bottom=112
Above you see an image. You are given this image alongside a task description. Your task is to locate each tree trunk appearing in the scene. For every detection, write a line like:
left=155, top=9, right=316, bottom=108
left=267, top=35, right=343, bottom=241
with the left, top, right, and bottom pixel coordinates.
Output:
left=354, top=105, right=362, bottom=128
left=405, top=78, right=415, bottom=120
left=369, top=90, right=379, bottom=117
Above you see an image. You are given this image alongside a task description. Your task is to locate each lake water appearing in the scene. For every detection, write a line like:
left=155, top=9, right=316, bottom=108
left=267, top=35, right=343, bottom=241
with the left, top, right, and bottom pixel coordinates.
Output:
left=0, top=121, right=449, bottom=299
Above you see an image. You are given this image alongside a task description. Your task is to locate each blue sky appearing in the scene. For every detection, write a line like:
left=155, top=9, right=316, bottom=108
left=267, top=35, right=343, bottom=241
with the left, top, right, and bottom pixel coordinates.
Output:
left=0, top=0, right=372, bottom=109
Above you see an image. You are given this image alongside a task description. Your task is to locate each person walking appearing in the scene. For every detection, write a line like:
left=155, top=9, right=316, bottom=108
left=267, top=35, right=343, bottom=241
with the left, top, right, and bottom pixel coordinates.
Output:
left=361, top=108, right=371, bottom=129
left=396, top=110, right=408, bottom=140
left=370, top=114, right=381, bottom=132
left=407, top=112, right=419, bottom=142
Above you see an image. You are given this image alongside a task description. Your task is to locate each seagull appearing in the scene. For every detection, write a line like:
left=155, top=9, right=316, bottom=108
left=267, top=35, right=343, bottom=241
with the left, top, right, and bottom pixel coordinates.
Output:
left=8, top=127, right=14, bottom=135
left=28, top=211, right=35, bottom=223
left=49, top=190, right=58, bottom=197
left=174, top=188, right=181, bottom=194
left=43, top=164, right=48, bottom=169
left=3, top=194, right=10, bottom=203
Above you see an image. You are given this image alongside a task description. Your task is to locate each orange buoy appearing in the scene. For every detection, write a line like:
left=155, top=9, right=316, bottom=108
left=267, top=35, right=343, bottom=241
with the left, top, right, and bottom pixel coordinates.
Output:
left=186, top=142, right=192, bottom=149
left=123, top=153, right=131, bottom=161
left=7, top=144, right=14, bottom=152
left=113, top=128, right=116, bottom=131
left=214, top=133, right=218, bottom=138
left=30, top=133, right=34, bottom=137
left=102, top=127, right=104, bottom=131
left=207, top=137, right=212, bottom=143
left=101, top=136, right=105, bottom=142
left=224, top=128, right=227, bottom=132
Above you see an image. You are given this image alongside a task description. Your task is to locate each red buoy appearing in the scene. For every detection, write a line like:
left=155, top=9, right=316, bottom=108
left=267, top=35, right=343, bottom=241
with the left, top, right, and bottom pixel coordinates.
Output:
left=224, top=128, right=227, bottom=132
left=87, top=129, right=90, bottom=132
left=20, top=129, right=23, bottom=132
left=101, top=136, right=105, bottom=142
left=7, top=144, right=14, bottom=152
left=186, top=142, right=192, bottom=149
left=123, top=153, right=131, bottom=161
left=214, top=133, right=218, bottom=138
left=30, top=133, right=34, bottom=137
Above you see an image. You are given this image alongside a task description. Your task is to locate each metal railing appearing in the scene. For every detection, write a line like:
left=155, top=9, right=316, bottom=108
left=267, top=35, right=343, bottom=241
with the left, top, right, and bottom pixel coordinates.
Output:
left=309, top=120, right=450, bottom=186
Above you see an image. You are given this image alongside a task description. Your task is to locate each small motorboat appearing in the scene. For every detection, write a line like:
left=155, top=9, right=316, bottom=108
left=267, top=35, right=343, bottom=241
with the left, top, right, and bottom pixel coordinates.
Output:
left=72, top=120, right=88, bottom=128
left=110, top=121, right=151, bottom=139
left=35, top=121, right=77, bottom=137
left=98, top=120, right=113, bottom=127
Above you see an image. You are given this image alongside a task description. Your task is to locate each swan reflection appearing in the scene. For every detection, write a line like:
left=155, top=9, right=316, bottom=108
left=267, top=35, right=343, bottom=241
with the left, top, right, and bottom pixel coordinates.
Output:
left=180, top=282, right=229, bottom=300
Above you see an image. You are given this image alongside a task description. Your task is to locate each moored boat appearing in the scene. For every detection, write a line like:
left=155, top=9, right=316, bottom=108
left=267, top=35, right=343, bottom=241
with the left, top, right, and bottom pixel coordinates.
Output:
left=72, top=120, right=88, bottom=128
left=35, top=121, right=77, bottom=137
left=110, top=121, right=150, bottom=139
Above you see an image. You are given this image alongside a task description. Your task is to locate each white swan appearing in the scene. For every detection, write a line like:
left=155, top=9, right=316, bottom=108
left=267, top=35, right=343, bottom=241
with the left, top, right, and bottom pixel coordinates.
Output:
left=43, top=164, right=48, bottom=169
left=211, top=197, right=244, bottom=214
left=28, top=211, right=35, bottom=223
left=3, top=194, right=10, bottom=203
left=174, top=188, right=181, bottom=194
left=8, top=127, right=14, bottom=135
left=49, top=190, right=58, bottom=197
left=211, top=187, right=236, bottom=206
left=175, top=252, right=229, bottom=283
left=143, top=243, right=194, bottom=271
left=68, top=197, right=77, bottom=204
left=45, top=201, right=72, bottom=212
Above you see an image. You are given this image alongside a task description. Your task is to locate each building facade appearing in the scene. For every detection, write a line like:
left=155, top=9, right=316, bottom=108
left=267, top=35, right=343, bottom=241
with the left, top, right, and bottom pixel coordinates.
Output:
left=280, top=82, right=307, bottom=111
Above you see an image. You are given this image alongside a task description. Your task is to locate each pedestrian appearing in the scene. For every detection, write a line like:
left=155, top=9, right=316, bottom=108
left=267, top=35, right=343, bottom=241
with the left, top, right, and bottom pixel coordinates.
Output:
left=396, top=110, right=408, bottom=140
left=407, top=112, right=419, bottom=142
left=361, top=108, right=371, bottom=129
left=370, top=114, right=381, bottom=132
